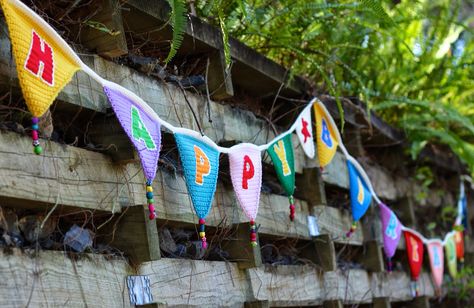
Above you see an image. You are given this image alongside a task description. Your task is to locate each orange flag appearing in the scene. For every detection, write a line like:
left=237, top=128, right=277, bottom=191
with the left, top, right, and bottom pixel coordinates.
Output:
left=313, top=101, right=340, bottom=167
left=1, top=0, right=82, bottom=117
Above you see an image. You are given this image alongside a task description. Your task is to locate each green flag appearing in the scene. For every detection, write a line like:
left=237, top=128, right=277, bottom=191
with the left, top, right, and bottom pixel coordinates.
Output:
left=445, top=233, right=458, bottom=278
left=267, top=134, right=295, bottom=196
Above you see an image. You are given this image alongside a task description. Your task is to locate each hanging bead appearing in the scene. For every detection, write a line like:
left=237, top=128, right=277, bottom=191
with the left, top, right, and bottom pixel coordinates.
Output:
left=289, top=195, right=295, bottom=221
left=387, top=258, right=393, bottom=272
left=346, top=221, right=357, bottom=237
left=146, top=180, right=156, bottom=220
left=31, top=117, right=42, bottom=155
left=249, top=220, right=258, bottom=247
left=199, top=219, right=207, bottom=249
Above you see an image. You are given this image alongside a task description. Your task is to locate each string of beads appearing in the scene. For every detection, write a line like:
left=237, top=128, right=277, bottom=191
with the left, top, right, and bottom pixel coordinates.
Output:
left=346, top=221, right=358, bottom=237
left=31, top=117, right=42, bottom=155
left=199, top=218, right=207, bottom=249
left=146, top=180, right=156, bottom=220
left=250, top=220, right=257, bottom=247
left=289, top=195, right=295, bottom=221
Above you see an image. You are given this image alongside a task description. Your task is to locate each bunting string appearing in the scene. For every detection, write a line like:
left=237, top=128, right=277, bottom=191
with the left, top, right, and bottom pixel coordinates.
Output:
left=0, top=0, right=470, bottom=277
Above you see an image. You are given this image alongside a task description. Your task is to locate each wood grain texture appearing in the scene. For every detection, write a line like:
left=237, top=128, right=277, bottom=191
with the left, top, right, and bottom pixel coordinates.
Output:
left=139, top=258, right=249, bottom=307
left=0, top=249, right=131, bottom=307
left=247, top=265, right=324, bottom=306
left=0, top=131, right=143, bottom=212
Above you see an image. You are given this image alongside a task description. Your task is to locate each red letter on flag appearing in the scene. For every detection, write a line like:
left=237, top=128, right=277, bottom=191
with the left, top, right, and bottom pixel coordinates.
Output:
left=242, top=155, right=255, bottom=189
left=25, top=31, right=54, bottom=86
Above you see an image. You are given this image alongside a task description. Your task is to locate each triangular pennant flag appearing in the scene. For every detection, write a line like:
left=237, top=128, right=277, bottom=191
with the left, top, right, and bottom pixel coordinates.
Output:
left=174, top=131, right=220, bottom=248
left=455, top=230, right=465, bottom=262
left=346, top=158, right=372, bottom=236
left=267, top=134, right=296, bottom=220
left=404, top=230, right=424, bottom=296
left=229, top=144, right=262, bottom=246
left=427, top=240, right=444, bottom=293
left=295, top=106, right=315, bottom=158
left=103, top=82, right=162, bottom=220
left=379, top=202, right=402, bottom=270
left=445, top=233, right=457, bottom=279
left=314, top=101, right=339, bottom=168
left=0, top=0, right=82, bottom=154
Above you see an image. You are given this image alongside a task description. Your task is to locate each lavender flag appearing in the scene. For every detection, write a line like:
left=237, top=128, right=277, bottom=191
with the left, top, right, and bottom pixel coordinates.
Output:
left=103, top=83, right=161, bottom=181
left=380, top=202, right=402, bottom=259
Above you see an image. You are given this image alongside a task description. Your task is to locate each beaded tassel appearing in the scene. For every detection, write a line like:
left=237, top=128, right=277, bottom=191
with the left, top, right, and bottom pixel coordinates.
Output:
left=387, top=257, right=393, bottom=272
left=31, top=117, right=42, bottom=155
left=250, top=220, right=257, bottom=247
left=199, top=218, right=207, bottom=249
left=146, top=180, right=156, bottom=220
left=346, top=221, right=357, bottom=237
left=410, top=281, right=419, bottom=297
left=289, top=195, right=295, bottom=221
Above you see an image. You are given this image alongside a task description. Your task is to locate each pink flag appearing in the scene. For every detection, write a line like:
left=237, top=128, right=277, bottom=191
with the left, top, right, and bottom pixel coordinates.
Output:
left=427, top=240, right=444, bottom=291
left=228, top=144, right=262, bottom=246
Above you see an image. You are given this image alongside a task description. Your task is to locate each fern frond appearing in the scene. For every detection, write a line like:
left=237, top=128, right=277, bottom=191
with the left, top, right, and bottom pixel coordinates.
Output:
left=218, top=7, right=231, bottom=69
left=359, top=0, right=397, bottom=28
left=165, top=0, right=187, bottom=63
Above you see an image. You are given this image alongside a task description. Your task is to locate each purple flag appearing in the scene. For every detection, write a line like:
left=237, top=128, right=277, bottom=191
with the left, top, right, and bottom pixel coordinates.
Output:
left=379, top=202, right=402, bottom=259
left=103, top=83, right=161, bottom=181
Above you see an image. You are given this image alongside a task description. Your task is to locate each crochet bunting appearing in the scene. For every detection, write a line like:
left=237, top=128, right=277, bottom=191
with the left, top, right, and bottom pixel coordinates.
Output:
left=427, top=240, right=444, bottom=291
left=103, top=83, right=161, bottom=182
left=174, top=132, right=220, bottom=219
left=228, top=144, right=262, bottom=221
left=314, top=102, right=339, bottom=167
left=347, top=159, right=372, bottom=222
left=295, top=106, right=315, bottom=158
left=0, top=0, right=81, bottom=117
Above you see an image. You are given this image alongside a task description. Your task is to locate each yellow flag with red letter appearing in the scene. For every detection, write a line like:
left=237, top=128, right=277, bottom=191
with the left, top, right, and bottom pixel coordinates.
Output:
left=313, top=101, right=339, bottom=167
left=0, top=0, right=81, bottom=117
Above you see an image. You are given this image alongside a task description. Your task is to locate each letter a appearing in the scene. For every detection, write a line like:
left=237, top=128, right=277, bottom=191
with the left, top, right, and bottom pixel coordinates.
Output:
left=242, top=155, right=255, bottom=189
left=131, top=106, right=156, bottom=150
left=25, top=31, right=54, bottom=86
left=194, top=145, right=210, bottom=185
left=273, top=140, right=291, bottom=176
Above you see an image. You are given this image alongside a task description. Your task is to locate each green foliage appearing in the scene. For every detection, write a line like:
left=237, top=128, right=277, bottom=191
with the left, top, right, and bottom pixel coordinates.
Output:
left=164, top=0, right=187, bottom=63
left=446, top=265, right=474, bottom=303
left=173, top=0, right=474, bottom=174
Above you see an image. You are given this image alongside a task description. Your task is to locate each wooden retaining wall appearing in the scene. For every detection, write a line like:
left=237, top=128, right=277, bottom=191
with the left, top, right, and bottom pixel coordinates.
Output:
left=0, top=2, right=471, bottom=307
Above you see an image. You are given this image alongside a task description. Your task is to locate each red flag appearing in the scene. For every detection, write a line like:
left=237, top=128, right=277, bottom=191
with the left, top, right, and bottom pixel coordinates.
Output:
left=404, top=230, right=424, bottom=281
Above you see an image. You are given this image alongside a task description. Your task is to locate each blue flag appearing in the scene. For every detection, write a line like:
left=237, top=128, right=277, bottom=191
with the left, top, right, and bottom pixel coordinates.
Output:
left=347, top=159, right=372, bottom=221
left=174, top=132, right=220, bottom=219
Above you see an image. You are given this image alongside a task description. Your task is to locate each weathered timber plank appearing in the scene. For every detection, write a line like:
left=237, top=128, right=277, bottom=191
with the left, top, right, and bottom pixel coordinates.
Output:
left=0, top=21, right=306, bottom=174
left=0, top=249, right=131, bottom=307
left=247, top=265, right=324, bottom=306
left=79, top=0, right=128, bottom=58
left=313, top=205, right=364, bottom=245
left=155, top=170, right=312, bottom=240
left=139, top=258, right=249, bottom=307
left=323, top=270, right=372, bottom=304
left=0, top=131, right=142, bottom=212
left=371, top=272, right=435, bottom=302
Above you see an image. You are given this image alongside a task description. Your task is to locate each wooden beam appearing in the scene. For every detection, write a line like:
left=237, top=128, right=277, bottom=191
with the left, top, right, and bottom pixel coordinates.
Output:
left=359, top=240, right=384, bottom=272
left=0, top=249, right=130, bottom=307
left=223, top=222, right=262, bottom=269
left=105, top=204, right=160, bottom=264
left=79, top=0, right=128, bottom=58
left=139, top=258, right=249, bottom=307
left=207, top=50, right=234, bottom=100
left=0, top=131, right=143, bottom=213
left=407, top=296, right=430, bottom=308
left=373, top=297, right=391, bottom=308
left=312, top=234, right=337, bottom=271
left=323, top=300, right=343, bottom=308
